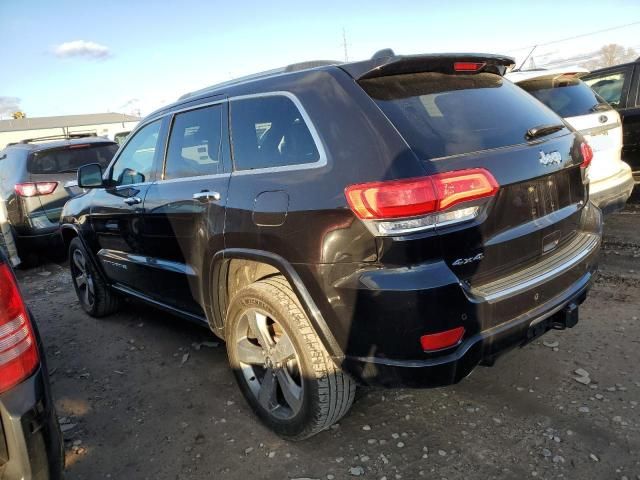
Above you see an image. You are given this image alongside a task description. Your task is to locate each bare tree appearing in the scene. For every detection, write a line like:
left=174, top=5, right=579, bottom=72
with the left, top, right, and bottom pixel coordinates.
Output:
left=584, top=44, right=637, bottom=70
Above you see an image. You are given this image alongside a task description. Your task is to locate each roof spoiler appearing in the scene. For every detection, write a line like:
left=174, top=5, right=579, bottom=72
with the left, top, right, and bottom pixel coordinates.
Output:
left=341, top=53, right=516, bottom=80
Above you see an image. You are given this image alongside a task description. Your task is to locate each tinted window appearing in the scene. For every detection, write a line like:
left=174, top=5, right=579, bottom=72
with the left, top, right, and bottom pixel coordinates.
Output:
left=28, top=143, right=118, bottom=174
left=165, top=105, right=223, bottom=179
left=361, top=72, right=563, bottom=160
left=584, top=72, right=626, bottom=107
left=230, top=96, right=319, bottom=170
left=517, top=75, right=611, bottom=117
left=111, top=120, right=161, bottom=186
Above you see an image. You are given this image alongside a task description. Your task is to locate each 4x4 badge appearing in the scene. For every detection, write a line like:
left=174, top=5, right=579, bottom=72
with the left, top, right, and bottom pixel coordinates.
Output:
left=452, top=253, right=484, bottom=266
left=539, top=150, right=562, bottom=166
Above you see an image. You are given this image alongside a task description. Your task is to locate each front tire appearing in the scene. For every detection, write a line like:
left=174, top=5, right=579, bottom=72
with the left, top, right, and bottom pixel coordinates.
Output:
left=226, top=276, right=355, bottom=440
left=69, top=237, right=119, bottom=317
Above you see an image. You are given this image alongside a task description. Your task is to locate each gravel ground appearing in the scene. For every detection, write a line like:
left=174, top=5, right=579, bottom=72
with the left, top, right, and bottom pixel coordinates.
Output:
left=16, top=200, right=640, bottom=480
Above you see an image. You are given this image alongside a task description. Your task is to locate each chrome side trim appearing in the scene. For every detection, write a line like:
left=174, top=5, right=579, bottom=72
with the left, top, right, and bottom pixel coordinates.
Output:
left=470, top=233, right=600, bottom=303
left=153, top=173, right=230, bottom=185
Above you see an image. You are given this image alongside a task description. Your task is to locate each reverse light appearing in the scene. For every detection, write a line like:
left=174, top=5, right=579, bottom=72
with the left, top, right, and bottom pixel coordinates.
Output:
left=454, top=62, right=486, bottom=72
left=0, top=264, right=39, bottom=394
left=580, top=142, right=593, bottom=169
left=345, top=168, right=498, bottom=236
left=420, top=327, right=465, bottom=352
left=15, top=182, right=58, bottom=197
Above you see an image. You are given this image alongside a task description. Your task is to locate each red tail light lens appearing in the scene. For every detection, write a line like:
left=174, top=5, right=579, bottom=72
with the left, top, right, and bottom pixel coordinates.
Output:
left=580, top=142, right=593, bottom=169
left=454, top=62, right=486, bottom=72
left=432, top=170, right=499, bottom=210
left=15, top=182, right=58, bottom=197
left=345, top=168, right=498, bottom=220
left=420, top=326, right=465, bottom=352
left=0, top=264, right=39, bottom=394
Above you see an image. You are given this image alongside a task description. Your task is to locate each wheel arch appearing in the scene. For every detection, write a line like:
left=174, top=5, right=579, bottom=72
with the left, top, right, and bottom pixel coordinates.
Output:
left=206, top=249, right=344, bottom=359
left=61, top=224, right=108, bottom=283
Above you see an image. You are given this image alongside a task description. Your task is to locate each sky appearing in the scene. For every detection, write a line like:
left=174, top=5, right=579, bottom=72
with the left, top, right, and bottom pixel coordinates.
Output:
left=1, top=0, right=640, bottom=119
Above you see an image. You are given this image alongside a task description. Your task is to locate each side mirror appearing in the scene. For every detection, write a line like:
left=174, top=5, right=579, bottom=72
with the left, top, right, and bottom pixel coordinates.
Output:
left=77, top=163, right=104, bottom=189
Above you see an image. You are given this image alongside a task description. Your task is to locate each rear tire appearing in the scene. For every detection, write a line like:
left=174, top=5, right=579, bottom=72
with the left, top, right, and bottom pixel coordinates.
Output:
left=225, top=276, right=355, bottom=440
left=69, top=237, right=119, bottom=317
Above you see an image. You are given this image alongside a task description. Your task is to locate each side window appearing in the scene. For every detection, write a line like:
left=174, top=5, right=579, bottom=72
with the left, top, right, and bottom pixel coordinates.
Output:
left=110, top=120, right=161, bottom=186
left=230, top=95, right=320, bottom=171
left=164, top=105, right=223, bottom=179
left=584, top=71, right=626, bottom=107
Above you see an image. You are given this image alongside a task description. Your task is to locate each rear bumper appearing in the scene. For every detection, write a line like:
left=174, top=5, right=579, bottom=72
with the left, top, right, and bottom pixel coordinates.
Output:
left=0, top=368, right=64, bottom=480
left=342, top=270, right=593, bottom=387
left=589, top=162, right=635, bottom=213
left=333, top=206, right=602, bottom=388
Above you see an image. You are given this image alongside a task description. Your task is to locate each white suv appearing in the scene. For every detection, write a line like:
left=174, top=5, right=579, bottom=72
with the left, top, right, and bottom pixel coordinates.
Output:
left=507, top=68, right=634, bottom=212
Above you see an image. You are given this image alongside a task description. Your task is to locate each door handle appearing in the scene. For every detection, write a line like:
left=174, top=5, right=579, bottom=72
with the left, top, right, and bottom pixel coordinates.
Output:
left=193, top=191, right=221, bottom=202
left=123, top=196, right=142, bottom=205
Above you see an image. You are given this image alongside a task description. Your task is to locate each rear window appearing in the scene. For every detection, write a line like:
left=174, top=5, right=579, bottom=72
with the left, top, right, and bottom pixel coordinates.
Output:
left=28, top=143, right=118, bottom=174
left=517, top=75, right=611, bottom=118
left=230, top=95, right=320, bottom=171
left=361, top=72, right=563, bottom=160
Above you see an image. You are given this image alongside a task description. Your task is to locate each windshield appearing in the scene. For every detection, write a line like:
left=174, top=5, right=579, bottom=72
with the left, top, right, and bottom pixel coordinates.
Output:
left=360, top=72, right=564, bottom=159
left=516, top=75, right=611, bottom=118
left=28, top=143, right=118, bottom=174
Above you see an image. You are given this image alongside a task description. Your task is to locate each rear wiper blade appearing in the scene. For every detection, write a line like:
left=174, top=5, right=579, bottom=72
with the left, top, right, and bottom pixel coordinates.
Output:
left=525, top=124, right=565, bottom=141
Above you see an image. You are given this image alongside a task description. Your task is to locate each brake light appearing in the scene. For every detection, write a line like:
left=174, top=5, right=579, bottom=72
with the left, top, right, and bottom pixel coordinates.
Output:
left=454, top=62, right=486, bottom=72
left=15, top=182, right=58, bottom=197
left=580, top=142, right=593, bottom=169
left=420, top=327, right=465, bottom=352
left=0, top=264, right=39, bottom=394
left=345, top=169, right=498, bottom=235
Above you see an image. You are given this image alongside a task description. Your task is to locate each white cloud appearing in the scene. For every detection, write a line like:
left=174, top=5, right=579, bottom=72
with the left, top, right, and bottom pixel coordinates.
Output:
left=53, top=40, right=111, bottom=60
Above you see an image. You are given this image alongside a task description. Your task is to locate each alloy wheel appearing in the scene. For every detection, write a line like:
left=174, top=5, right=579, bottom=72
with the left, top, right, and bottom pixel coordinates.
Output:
left=234, top=308, right=303, bottom=420
left=71, top=249, right=95, bottom=308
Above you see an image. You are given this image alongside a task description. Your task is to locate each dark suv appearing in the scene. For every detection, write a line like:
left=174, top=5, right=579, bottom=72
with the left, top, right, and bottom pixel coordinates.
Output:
left=61, top=52, right=602, bottom=440
left=0, top=136, right=118, bottom=260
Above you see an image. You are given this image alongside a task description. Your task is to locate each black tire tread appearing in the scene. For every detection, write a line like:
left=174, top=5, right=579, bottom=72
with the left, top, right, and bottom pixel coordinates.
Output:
left=228, top=275, right=355, bottom=440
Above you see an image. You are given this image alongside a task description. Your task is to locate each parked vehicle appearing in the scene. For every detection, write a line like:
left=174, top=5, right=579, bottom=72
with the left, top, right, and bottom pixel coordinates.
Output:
left=0, top=249, right=64, bottom=479
left=0, top=136, right=119, bottom=260
left=61, top=52, right=602, bottom=440
left=507, top=68, right=635, bottom=212
left=582, top=58, right=640, bottom=181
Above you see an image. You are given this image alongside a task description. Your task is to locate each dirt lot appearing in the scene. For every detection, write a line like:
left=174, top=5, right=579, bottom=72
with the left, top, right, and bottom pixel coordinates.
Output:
left=16, top=200, right=640, bottom=480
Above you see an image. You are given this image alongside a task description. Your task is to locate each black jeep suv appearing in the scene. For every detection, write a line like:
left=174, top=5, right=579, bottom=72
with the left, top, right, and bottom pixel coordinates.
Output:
left=60, top=52, right=602, bottom=440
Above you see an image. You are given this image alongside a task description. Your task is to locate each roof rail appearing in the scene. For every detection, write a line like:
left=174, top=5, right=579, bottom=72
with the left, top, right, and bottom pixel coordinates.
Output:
left=179, top=60, right=341, bottom=100
left=19, top=132, right=97, bottom=144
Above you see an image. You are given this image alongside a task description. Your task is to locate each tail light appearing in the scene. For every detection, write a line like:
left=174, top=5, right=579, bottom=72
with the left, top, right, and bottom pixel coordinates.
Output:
left=0, top=264, right=39, bottom=394
left=345, top=168, right=499, bottom=236
left=15, top=182, right=58, bottom=197
left=420, top=326, right=465, bottom=352
left=580, top=142, right=593, bottom=169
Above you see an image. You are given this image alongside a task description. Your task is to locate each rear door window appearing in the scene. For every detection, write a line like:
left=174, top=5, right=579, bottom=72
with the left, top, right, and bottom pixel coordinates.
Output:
left=230, top=95, right=320, bottom=171
left=360, top=72, right=563, bottom=160
left=584, top=71, right=627, bottom=107
left=517, top=75, right=611, bottom=117
left=164, top=104, right=224, bottom=179
left=28, top=143, right=118, bottom=174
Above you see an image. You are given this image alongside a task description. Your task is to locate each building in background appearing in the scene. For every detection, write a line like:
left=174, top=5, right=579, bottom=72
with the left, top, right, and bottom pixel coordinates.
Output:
left=0, top=112, right=140, bottom=149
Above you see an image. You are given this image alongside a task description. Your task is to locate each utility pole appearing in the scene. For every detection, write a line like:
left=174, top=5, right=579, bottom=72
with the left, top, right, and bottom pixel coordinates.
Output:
left=342, top=28, right=349, bottom=62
